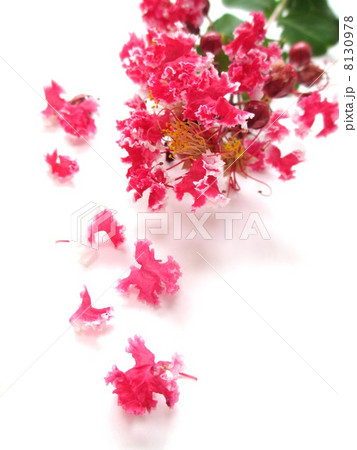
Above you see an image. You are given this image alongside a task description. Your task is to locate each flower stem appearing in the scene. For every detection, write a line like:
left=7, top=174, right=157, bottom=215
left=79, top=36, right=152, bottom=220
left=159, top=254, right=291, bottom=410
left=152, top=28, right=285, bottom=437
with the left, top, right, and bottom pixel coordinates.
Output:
left=265, top=0, right=288, bottom=30
left=179, top=372, right=198, bottom=381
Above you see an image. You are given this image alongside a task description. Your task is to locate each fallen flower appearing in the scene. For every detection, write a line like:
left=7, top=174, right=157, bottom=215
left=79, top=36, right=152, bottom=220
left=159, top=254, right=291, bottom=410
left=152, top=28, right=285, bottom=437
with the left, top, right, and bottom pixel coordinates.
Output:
left=117, top=240, right=181, bottom=306
left=69, top=286, right=113, bottom=331
left=45, top=149, right=79, bottom=179
left=42, top=80, right=99, bottom=138
left=265, top=146, right=304, bottom=180
left=105, top=335, right=196, bottom=415
left=294, top=91, right=339, bottom=138
left=87, top=209, right=125, bottom=249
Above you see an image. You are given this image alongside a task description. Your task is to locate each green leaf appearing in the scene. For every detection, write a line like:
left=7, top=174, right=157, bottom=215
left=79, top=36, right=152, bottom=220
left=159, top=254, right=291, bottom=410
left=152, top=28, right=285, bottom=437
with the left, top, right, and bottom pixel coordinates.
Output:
left=211, top=14, right=243, bottom=42
left=278, top=12, right=338, bottom=55
left=222, top=0, right=276, bottom=17
left=287, top=0, right=337, bottom=19
left=214, top=51, right=230, bottom=73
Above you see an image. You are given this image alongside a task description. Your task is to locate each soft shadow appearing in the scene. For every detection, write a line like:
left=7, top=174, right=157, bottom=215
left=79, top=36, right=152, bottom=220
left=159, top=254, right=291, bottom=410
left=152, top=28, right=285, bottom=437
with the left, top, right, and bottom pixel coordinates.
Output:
left=109, top=398, right=177, bottom=450
left=73, top=323, right=115, bottom=350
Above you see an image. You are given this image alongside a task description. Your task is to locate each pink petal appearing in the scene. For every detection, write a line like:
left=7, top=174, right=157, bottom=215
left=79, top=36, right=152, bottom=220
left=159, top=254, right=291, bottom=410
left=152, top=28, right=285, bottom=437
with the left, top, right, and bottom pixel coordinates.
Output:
left=87, top=209, right=125, bottom=249
left=105, top=336, right=184, bottom=414
left=69, top=286, right=113, bottom=331
left=117, top=240, right=181, bottom=306
left=45, top=149, right=79, bottom=179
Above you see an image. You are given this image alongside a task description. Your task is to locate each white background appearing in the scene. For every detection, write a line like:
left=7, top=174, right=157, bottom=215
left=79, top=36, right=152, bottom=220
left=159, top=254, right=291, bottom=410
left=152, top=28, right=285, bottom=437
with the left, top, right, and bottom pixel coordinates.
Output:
left=0, top=0, right=356, bottom=449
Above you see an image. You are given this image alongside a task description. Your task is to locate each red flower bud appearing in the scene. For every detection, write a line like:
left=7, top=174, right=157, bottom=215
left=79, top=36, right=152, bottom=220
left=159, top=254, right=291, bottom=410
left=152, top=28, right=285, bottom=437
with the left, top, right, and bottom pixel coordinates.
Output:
left=264, top=62, right=297, bottom=98
left=297, top=63, right=324, bottom=86
left=245, top=101, right=271, bottom=129
left=202, top=0, right=210, bottom=16
left=289, top=41, right=312, bottom=68
left=200, top=31, right=223, bottom=56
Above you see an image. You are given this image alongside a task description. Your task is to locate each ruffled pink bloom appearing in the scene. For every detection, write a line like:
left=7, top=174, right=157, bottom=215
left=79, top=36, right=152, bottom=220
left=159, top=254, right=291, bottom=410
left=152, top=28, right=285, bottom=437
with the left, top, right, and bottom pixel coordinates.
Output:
left=45, top=149, right=79, bottom=179
left=174, top=153, right=228, bottom=211
left=70, top=286, right=113, bottom=331
left=117, top=100, right=170, bottom=210
left=120, top=29, right=199, bottom=89
left=266, top=145, right=304, bottom=180
left=117, top=240, right=181, bottom=306
left=127, top=166, right=168, bottom=211
left=228, top=49, right=271, bottom=99
left=57, top=98, right=98, bottom=138
left=224, top=13, right=281, bottom=100
left=42, top=81, right=99, bottom=138
left=224, top=12, right=266, bottom=57
left=106, top=336, right=184, bottom=414
left=42, top=80, right=66, bottom=117
left=266, top=111, right=290, bottom=142
left=140, top=0, right=208, bottom=32
left=244, top=140, right=266, bottom=172
left=184, top=70, right=251, bottom=128
left=88, top=209, right=125, bottom=249
left=294, top=92, right=339, bottom=138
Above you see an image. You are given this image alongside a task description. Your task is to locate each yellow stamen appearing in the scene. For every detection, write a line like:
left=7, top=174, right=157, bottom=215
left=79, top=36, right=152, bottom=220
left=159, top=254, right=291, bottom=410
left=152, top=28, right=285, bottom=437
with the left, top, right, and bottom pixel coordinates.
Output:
left=222, top=137, right=244, bottom=160
left=162, top=120, right=208, bottom=158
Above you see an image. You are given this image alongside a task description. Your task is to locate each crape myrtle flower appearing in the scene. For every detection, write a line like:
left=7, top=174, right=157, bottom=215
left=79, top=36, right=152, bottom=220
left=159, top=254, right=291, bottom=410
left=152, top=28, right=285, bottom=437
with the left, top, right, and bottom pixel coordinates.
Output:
left=294, top=91, right=339, bottom=138
left=117, top=240, right=182, bottom=306
left=140, top=0, right=209, bottom=33
left=116, top=11, right=338, bottom=210
left=45, top=149, right=79, bottom=179
left=87, top=209, right=125, bottom=249
left=105, top=335, right=197, bottom=414
left=70, top=286, right=113, bottom=331
left=42, top=81, right=99, bottom=138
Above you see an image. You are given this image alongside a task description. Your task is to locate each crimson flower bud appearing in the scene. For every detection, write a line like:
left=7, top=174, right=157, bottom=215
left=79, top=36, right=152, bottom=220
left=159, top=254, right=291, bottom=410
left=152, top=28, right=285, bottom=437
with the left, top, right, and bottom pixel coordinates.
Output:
left=264, top=62, right=297, bottom=98
left=202, top=0, right=210, bottom=16
left=298, top=63, right=324, bottom=86
left=200, top=31, right=223, bottom=56
left=289, top=41, right=312, bottom=68
left=245, top=101, right=271, bottom=129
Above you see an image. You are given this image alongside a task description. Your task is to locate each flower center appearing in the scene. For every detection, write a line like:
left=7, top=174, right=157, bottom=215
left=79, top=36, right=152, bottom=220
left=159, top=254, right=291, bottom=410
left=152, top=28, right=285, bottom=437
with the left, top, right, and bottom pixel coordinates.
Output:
left=162, top=119, right=208, bottom=158
left=222, top=137, right=244, bottom=161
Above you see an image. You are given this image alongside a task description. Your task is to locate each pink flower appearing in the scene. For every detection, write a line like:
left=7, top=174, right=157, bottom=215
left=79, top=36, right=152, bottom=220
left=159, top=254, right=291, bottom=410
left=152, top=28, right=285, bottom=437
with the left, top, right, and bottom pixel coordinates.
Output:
left=105, top=335, right=184, bottom=414
left=42, top=80, right=66, bottom=117
left=184, top=70, right=251, bottom=128
left=294, top=92, right=339, bottom=138
left=244, top=140, right=266, bottom=172
left=117, top=240, right=181, bottom=306
left=45, top=149, right=79, bottom=179
left=224, top=12, right=266, bottom=57
left=120, top=29, right=199, bottom=90
left=174, top=153, right=228, bottom=211
left=265, top=145, right=304, bottom=180
left=140, top=0, right=208, bottom=32
left=227, top=49, right=271, bottom=99
left=224, top=13, right=281, bottom=100
left=42, top=81, right=99, bottom=138
left=87, top=209, right=125, bottom=249
left=70, top=286, right=113, bottom=331
left=266, top=111, right=290, bottom=142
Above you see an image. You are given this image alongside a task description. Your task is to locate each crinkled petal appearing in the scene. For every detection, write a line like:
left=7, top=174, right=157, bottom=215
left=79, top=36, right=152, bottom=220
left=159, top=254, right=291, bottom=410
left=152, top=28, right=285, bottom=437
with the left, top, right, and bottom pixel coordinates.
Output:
left=70, top=286, right=113, bottom=331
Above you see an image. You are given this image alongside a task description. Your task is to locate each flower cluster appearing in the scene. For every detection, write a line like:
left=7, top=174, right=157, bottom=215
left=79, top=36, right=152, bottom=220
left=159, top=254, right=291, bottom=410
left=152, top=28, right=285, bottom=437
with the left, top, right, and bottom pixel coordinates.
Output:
left=45, top=0, right=339, bottom=417
left=117, top=11, right=338, bottom=211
